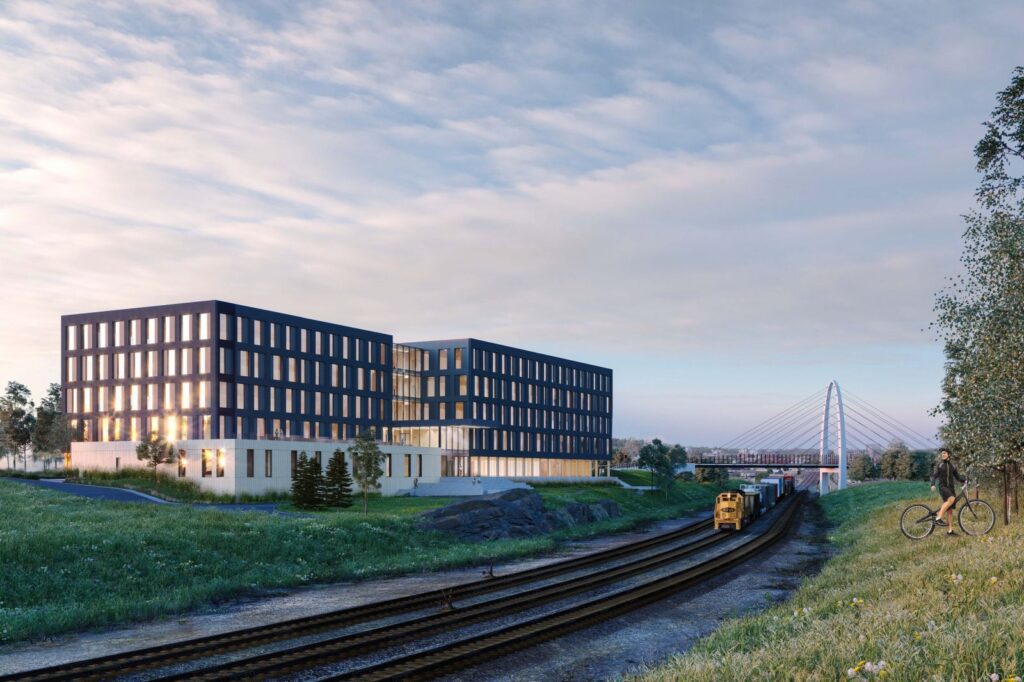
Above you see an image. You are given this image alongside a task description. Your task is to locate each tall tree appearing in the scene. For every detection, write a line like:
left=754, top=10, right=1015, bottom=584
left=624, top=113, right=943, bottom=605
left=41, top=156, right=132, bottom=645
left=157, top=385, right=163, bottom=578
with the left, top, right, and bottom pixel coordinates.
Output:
left=349, top=428, right=385, bottom=514
left=878, top=441, right=909, bottom=480
left=33, top=383, right=75, bottom=466
left=135, top=432, right=175, bottom=479
left=637, top=439, right=667, bottom=488
left=0, top=382, right=35, bottom=470
left=290, top=452, right=326, bottom=509
left=324, top=449, right=353, bottom=508
left=848, top=453, right=878, bottom=482
left=934, top=67, right=1024, bottom=524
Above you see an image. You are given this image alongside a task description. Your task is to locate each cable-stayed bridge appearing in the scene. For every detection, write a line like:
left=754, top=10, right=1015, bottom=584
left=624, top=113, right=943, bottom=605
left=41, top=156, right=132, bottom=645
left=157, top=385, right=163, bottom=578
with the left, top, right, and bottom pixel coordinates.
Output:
left=695, top=380, right=938, bottom=495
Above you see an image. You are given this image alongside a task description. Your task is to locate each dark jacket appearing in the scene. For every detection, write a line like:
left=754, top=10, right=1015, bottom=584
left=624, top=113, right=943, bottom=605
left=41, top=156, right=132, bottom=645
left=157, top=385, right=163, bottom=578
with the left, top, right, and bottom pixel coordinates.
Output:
left=931, top=460, right=964, bottom=489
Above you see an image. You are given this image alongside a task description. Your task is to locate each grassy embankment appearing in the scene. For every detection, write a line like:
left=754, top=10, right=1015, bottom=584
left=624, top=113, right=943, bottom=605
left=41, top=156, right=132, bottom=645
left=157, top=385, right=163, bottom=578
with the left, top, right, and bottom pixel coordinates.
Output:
left=61, top=468, right=290, bottom=504
left=638, top=481, right=1024, bottom=682
left=0, top=475, right=728, bottom=644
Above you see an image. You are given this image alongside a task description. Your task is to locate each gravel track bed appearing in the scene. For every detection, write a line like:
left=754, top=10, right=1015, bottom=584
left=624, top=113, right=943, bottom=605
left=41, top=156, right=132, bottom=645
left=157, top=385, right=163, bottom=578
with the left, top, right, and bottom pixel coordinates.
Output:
left=123, top=523, right=724, bottom=680
left=284, top=507, right=791, bottom=681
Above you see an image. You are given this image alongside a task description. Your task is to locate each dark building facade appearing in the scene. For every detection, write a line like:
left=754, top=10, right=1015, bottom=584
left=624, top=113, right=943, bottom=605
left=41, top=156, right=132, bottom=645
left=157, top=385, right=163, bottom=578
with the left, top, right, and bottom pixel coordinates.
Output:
left=392, top=339, right=613, bottom=478
left=61, top=301, right=392, bottom=445
left=62, top=302, right=612, bottom=477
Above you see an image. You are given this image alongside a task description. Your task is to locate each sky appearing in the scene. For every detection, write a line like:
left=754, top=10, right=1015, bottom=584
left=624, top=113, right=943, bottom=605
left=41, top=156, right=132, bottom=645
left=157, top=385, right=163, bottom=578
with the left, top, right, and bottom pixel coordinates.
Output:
left=0, top=1, right=1022, bottom=445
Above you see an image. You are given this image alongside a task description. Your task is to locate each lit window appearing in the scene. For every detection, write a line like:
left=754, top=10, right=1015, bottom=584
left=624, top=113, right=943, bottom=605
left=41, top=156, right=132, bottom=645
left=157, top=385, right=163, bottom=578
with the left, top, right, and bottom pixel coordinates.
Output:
left=114, top=321, right=125, bottom=347
left=98, top=322, right=108, bottom=348
left=181, top=315, right=192, bottom=342
left=130, top=385, right=140, bottom=411
left=239, top=350, right=249, bottom=377
left=148, top=318, right=158, bottom=344
left=181, top=382, right=192, bottom=410
left=198, top=347, right=210, bottom=374
left=199, top=313, right=210, bottom=340
left=219, top=314, right=230, bottom=341
left=202, top=449, right=212, bottom=477
left=454, top=348, right=462, bottom=369
left=130, top=319, right=141, bottom=346
left=459, top=375, right=467, bottom=396
left=439, top=349, right=448, bottom=370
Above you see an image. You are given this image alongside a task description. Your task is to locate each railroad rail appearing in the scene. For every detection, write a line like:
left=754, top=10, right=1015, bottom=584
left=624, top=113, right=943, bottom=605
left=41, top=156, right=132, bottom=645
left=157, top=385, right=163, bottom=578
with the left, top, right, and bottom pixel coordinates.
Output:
left=154, top=519, right=733, bottom=680
left=4, top=514, right=715, bottom=682
left=333, top=492, right=805, bottom=682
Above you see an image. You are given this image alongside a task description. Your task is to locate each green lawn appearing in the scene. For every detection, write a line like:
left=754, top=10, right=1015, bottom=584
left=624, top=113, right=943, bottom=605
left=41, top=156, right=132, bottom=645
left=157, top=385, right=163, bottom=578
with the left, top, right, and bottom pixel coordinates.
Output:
left=0, top=478, right=728, bottom=644
left=611, top=468, right=657, bottom=486
left=637, top=481, right=1024, bottom=681
left=535, top=480, right=723, bottom=539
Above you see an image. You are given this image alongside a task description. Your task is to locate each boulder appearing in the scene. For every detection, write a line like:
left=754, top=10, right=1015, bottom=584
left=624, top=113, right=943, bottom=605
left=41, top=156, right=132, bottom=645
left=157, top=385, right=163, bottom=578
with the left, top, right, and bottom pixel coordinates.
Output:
left=416, top=489, right=623, bottom=541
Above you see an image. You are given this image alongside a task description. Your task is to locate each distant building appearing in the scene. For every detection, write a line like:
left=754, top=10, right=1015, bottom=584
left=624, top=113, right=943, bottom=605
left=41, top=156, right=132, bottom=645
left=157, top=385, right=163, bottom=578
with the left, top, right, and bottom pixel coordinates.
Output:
left=61, top=301, right=613, bottom=495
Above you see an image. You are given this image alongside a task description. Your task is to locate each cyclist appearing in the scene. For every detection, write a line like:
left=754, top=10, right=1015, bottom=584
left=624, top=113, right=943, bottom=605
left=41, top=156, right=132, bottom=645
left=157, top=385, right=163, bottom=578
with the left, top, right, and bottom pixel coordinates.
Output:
left=931, top=448, right=964, bottom=536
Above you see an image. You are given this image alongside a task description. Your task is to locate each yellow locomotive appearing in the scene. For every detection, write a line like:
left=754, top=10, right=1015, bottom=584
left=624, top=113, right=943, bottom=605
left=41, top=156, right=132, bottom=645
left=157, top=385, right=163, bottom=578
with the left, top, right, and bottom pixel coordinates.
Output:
left=714, top=490, right=759, bottom=531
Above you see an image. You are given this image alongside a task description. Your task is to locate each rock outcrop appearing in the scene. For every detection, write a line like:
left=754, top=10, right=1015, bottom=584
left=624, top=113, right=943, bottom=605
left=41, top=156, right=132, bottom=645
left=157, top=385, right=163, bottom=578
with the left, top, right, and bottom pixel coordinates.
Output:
left=416, top=488, right=621, bottom=541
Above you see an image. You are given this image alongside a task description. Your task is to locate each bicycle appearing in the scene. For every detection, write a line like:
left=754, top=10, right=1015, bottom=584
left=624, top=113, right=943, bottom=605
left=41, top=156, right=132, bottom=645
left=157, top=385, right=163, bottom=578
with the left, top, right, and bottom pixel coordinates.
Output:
left=899, top=480, right=995, bottom=540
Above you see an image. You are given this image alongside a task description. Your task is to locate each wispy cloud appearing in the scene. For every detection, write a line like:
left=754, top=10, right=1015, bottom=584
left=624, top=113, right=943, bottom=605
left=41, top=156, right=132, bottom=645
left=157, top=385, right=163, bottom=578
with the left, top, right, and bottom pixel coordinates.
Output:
left=0, top=0, right=1020, bottom=441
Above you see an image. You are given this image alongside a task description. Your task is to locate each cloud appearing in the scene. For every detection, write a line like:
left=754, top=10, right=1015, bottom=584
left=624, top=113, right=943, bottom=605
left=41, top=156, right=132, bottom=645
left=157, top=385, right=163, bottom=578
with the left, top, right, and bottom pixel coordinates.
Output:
left=0, top=0, right=1020, bottom=441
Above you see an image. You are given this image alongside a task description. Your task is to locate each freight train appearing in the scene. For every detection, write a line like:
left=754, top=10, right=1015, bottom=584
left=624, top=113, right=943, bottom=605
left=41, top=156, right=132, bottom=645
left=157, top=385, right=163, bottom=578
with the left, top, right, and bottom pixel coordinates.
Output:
left=713, top=474, right=795, bottom=531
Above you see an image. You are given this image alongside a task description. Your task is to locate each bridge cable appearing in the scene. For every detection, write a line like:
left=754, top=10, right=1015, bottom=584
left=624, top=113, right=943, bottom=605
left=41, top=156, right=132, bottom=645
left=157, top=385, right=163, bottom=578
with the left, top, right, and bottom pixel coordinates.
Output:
left=842, top=390, right=940, bottom=446
left=717, top=388, right=827, bottom=450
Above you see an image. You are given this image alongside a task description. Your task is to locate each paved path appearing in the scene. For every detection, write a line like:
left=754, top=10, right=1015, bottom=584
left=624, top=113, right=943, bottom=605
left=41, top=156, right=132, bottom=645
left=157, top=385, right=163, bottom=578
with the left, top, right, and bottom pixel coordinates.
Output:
left=2, top=478, right=290, bottom=514
left=6, top=477, right=170, bottom=503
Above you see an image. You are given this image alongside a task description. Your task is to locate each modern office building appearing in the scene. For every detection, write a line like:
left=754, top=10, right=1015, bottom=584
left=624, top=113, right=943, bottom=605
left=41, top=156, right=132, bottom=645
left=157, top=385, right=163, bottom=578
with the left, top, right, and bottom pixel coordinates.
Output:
left=61, top=301, right=613, bottom=495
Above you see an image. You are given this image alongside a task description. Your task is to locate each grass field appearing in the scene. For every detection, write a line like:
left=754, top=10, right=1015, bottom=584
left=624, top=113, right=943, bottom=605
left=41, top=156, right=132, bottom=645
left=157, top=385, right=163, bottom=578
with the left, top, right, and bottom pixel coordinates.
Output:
left=0, top=477, right=728, bottom=644
left=637, top=481, right=1024, bottom=682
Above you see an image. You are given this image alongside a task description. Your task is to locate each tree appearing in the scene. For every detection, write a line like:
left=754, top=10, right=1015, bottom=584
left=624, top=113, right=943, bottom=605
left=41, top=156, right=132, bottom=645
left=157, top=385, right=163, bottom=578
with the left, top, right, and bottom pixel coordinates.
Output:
left=0, top=382, right=35, bottom=470
left=933, top=68, right=1024, bottom=524
left=324, top=449, right=354, bottom=508
left=695, top=466, right=728, bottom=486
left=637, top=439, right=667, bottom=488
left=611, top=437, right=643, bottom=467
left=135, top=431, right=175, bottom=479
left=33, top=383, right=75, bottom=466
left=878, top=441, right=909, bottom=480
left=349, top=428, right=385, bottom=514
left=848, top=453, right=879, bottom=482
left=291, top=452, right=326, bottom=510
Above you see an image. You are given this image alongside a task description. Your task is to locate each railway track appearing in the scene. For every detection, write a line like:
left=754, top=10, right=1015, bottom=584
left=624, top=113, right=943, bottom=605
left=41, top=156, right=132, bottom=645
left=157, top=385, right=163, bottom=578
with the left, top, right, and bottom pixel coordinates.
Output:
left=332, top=491, right=805, bottom=682
left=4, top=513, right=715, bottom=682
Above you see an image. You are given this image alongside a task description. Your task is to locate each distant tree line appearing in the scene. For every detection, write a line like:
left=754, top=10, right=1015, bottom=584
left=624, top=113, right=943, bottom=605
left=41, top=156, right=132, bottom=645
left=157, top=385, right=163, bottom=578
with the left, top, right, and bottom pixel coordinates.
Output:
left=847, top=441, right=935, bottom=482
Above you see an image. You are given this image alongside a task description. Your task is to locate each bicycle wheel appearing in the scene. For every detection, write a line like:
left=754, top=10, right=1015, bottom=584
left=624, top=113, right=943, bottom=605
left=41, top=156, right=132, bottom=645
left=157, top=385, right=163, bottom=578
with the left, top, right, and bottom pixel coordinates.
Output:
left=958, top=499, right=995, bottom=536
left=900, top=504, right=935, bottom=540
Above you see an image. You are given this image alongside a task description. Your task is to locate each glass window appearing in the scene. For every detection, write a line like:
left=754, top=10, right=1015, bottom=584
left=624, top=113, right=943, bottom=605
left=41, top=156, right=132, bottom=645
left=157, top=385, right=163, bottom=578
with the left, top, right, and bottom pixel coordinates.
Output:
left=181, top=348, right=192, bottom=375
left=285, top=325, right=292, bottom=351
left=385, top=454, right=392, bottom=477
left=114, top=320, right=125, bottom=347
left=181, top=315, right=192, bottom=342
left=254, top=320, right=262, bottom=345
left=199, top=347, right=210, bottom=374
left=178, top=450, right=186, bottom=478
left=181, top=382, right=192, bottom=410
left=199, top=313, right=211, bottom=340
left=459, top=375, right=467, bottom=396
left=454, top=348, right=462, bottom=369
left=301, top=329, right=308, bottom=353
left=82, top=324, right=93, bottom=349
left=202, top=449, right=212, bottom=477
left=98, top=322, right=109, bottom=348
left=246, top=449, right=254, bottom=478
left=239, top=350, right=249, bottom=377
left=439, top=349, right=448, bottom=370
left=132, top=352, right=142, bottom=378
left=165, top=349, right=177, bottom=376
left=265, top=450, right=272, bottom=477
left=130, top=320, right=141, bottom=346
left=148, top=318, right=158, bottom=344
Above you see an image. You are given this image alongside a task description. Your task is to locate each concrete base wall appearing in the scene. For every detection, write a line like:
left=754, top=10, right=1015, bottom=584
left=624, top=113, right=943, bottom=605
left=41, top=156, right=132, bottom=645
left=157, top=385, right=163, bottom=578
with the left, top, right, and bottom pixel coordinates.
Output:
left=70, top=439, right=444, bottom=497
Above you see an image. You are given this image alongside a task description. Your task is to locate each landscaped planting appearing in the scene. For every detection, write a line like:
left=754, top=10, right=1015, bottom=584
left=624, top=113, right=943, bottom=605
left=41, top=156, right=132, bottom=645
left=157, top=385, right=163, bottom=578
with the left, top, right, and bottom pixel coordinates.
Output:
left=637, top=481, right=1024, bottom=682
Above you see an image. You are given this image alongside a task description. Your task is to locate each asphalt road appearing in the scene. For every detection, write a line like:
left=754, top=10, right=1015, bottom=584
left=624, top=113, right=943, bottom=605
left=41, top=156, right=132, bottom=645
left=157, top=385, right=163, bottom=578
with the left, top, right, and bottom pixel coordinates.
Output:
left=2, top=477, right=287, bottom=513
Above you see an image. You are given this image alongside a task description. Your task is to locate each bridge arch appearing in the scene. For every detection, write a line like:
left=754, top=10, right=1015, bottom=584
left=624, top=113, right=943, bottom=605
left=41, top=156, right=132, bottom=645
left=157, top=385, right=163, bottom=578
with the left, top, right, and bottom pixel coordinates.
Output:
left=818, top=379, right=847, bottom=495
